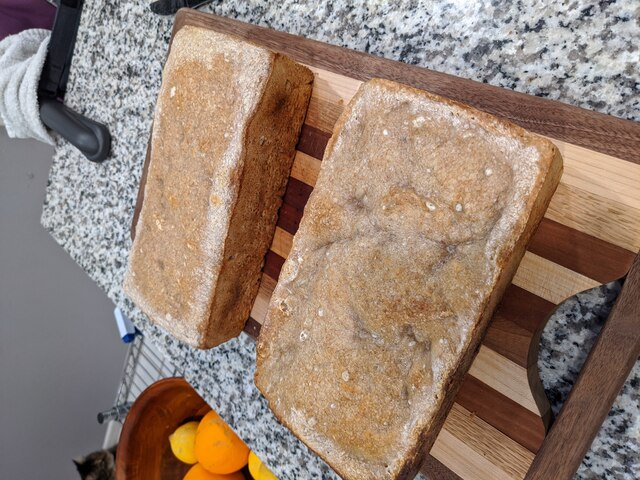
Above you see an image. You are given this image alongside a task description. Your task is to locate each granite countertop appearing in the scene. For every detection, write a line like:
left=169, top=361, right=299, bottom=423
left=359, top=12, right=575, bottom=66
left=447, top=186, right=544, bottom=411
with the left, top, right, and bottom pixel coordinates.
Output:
left=40, top=1, right=638, bottom=478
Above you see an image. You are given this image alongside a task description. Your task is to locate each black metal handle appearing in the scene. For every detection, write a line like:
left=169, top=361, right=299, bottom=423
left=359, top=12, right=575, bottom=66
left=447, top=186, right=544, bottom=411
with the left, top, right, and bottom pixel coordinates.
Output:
left=40, top=97, right=111, bottom=163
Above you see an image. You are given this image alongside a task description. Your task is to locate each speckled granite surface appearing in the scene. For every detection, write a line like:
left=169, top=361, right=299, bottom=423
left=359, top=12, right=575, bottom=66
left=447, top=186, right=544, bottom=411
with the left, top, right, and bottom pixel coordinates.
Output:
left=40, top=1, right=638, bottom=478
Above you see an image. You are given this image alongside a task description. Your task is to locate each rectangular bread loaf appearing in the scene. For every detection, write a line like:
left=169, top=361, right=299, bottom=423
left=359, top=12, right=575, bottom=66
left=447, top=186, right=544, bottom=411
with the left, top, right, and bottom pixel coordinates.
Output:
left=255, top=79, right=562, bottom=479
left=124, top=26, right=313, bottom=349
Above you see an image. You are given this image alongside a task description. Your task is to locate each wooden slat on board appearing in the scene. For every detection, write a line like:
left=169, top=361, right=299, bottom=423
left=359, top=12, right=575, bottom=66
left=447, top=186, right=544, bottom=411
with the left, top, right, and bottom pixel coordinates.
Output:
left=456, top=375, right=545, bottom=454
left=295, top=124, right=331, bottom=159
left=546, top=182, right=640, bottom=252
left=291, top=150, right=321, bottom=187
left=483, top=285, right=556, bottom=368
left=262, top=252, right=284, bottom=284
left=468, top=346, right=542, bottom=416
left=433, top=404, right=535, bottom=480
left=552, top=138, right=640, bottom=210
left=512, top=252, right=600, bottom=305
left=249, top=273, right=277, bottom=324
left=529, top=218, right=635, bottom=284
left=421, top=455, right=463, bottom=480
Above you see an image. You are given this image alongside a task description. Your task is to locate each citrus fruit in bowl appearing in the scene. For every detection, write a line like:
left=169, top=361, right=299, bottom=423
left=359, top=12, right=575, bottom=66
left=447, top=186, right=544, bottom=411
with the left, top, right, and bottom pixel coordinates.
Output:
left=116, top=378, right=249, bottom=479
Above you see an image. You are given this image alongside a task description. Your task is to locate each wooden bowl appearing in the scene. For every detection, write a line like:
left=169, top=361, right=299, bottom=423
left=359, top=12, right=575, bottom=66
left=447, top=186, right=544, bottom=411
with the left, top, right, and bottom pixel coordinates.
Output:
left=116, top=377, right=211, bottom=480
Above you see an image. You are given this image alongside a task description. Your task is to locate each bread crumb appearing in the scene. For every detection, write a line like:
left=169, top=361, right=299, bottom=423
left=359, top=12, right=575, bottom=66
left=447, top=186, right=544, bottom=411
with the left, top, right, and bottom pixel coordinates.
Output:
left=485, top=167, right=493, bottom=176
left=383, top=129, right=389, bottom=136
left=455, top=203, right=463, bottom=212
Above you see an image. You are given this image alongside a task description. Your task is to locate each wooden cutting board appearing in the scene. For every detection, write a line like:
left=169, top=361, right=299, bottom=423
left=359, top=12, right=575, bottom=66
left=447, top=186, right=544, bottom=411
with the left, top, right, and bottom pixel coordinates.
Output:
left=132, top=9, right=640, bottom=480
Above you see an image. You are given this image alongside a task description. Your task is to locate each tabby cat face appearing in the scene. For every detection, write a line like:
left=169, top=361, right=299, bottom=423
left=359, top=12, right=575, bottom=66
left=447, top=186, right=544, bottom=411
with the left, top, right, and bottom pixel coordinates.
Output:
left=73, top=448, right=116, bottom=480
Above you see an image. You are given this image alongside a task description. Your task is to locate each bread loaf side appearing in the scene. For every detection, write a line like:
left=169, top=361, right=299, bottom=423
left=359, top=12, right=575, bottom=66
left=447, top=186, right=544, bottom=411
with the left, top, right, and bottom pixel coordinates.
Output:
left=124, top=26, right=313, bottom=349
left=255, top=79, right=562, bottom=479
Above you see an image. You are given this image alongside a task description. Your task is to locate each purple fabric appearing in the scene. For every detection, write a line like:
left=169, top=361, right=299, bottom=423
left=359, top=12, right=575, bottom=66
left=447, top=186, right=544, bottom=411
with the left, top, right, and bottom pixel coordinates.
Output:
left=0, top=0, right=56, bottom=41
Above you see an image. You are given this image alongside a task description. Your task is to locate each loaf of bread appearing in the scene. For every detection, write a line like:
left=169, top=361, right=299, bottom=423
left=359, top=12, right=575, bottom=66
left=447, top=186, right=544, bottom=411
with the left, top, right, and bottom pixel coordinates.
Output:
left=255, top=79, right=562, bottom=479
left=124, top=26, right=313, bottom=349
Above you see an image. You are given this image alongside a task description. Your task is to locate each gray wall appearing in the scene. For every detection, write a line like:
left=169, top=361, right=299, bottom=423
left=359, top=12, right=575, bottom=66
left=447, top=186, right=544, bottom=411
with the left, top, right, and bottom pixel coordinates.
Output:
left=0, top=129, right=126, bottom=479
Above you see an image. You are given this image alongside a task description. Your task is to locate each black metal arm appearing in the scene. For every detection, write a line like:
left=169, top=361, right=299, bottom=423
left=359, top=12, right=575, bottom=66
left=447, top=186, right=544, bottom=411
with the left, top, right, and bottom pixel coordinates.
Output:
left=38, top=0, right=111, bottom=163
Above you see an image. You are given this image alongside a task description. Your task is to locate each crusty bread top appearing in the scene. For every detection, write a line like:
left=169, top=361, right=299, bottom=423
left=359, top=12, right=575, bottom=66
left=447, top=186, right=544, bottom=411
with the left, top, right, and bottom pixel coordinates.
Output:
left=256, top=79, right=561, bottom=478
left=124, top=26, right=275, bottom=346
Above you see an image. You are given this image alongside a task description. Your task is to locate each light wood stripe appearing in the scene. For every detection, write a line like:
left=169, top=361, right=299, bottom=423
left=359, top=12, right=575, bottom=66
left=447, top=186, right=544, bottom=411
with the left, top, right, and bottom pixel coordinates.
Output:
left=306, top=96, right=344, bottom=133
left=432, top=430, right=512, bottom=480
left=549, top=137, right=640, bottom=210
left=306, top=95, right=343, bottom=134
left=270, top=227, right=294, bottom=259
left=433, top=404, right=534, bottom=480
left=292, top=151, right=321, bottom=186
left=469, top=346, right=541, bottom=416
left=306, top=65, right=361, bottom=103
left=546, top=182, right=640, bottom=252
left=512, top=251, right=600, bottom=305
left=249, top=273, right=276, bottom=323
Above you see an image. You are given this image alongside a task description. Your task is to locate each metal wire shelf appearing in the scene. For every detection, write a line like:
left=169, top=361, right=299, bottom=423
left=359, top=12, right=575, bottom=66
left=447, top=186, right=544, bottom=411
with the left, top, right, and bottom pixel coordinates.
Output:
left=97, top=335, right=180, bottom=424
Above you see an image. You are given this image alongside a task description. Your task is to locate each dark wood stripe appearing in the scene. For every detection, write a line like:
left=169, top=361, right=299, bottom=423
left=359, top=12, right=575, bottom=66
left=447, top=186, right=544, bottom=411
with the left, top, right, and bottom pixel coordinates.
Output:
left=131, top=139, right=152, bottom=241
left=420, top=454, right=462, bottom=480
left=244, top=316, right=262, bottom=339
left=176, top=10, right=640, bottom=164
left=277, top=202, right=303, bottom=235
left=484, top=285, right=556, bottom=368
left=283, top=177, right=314, bottom=212
left=529, top=218, right=635, bottom=284
left=455, top=375, right=545, bottom=454
left=263, top=250, right=285, bottom=281
left=296, top=124, right=331, bottom=159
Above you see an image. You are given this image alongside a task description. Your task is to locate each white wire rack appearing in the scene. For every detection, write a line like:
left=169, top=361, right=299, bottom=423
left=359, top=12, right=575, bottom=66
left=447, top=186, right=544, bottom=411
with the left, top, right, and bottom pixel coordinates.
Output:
left=98, top=334, right=180, bottom=424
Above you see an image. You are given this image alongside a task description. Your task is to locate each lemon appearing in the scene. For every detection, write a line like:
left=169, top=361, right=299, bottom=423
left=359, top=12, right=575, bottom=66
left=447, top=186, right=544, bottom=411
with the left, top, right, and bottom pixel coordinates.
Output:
left=169, top=421, right=199, bottom=464
left=248, top=451, right=278, bottom=480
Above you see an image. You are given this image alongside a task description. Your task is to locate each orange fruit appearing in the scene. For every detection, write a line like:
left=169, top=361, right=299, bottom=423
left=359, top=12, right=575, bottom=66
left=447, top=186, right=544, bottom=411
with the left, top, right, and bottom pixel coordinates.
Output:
left=183, top=463, right=244, bottom=480
left=195, top=410, right=249, bottom=474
